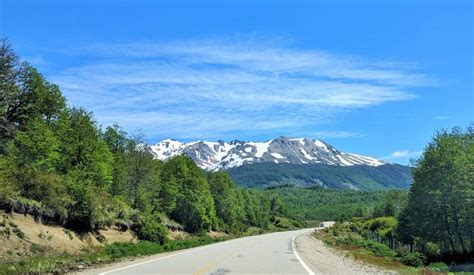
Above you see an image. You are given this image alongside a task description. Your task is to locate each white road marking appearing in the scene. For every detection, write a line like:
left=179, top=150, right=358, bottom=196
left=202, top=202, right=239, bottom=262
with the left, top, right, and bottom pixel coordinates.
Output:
left=97, top=240, right=232, bottom=275
left=98, top=230, right=313, bottom=275
left=292, top=234, right=315, bottom=275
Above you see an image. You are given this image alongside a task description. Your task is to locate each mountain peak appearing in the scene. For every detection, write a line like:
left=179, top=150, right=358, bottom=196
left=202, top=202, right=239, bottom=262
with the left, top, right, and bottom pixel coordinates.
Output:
left=150, top=137, right=384, bottom=170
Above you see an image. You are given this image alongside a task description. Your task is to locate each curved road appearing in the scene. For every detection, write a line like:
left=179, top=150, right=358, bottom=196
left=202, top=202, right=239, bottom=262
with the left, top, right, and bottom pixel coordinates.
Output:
left=95, top=229, right=315, bottom=275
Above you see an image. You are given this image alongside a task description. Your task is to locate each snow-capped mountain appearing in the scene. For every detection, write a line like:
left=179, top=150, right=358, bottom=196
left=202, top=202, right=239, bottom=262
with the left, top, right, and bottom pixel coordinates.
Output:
left=150, top=136, right=384, bottom=171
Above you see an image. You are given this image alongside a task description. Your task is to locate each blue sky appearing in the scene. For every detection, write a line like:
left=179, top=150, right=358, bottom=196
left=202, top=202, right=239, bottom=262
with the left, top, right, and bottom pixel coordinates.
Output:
left=1, top=0, right=472, bottom=164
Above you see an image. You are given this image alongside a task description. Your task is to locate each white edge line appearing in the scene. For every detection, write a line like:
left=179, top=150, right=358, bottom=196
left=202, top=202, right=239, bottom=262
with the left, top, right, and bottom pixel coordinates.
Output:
left=98, top=233, right=256, bottom=275
left=98, top=249, right=191, bottom=275
left=97, top=239, right=230, bottom=275
left=292, top=234, right=315, bottom=275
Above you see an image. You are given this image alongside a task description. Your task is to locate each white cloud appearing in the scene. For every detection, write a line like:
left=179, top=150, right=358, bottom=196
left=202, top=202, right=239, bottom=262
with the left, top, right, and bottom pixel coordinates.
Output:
left=302, top=131, right=363, bottom=139
left=434, top=116, right=452, bottom=120
left=381, top=150, right=423, bottom=160
left=50, top=37, right=433, bottom=141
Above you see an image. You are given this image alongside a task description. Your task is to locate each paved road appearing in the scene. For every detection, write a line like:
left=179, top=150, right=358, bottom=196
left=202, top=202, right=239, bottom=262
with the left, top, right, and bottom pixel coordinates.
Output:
left=95, top=229, right=315, bottom=275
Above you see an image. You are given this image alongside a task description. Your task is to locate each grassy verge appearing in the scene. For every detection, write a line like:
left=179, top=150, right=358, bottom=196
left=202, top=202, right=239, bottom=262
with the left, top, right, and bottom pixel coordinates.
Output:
left=314, top=225, right=451, bottom=274
left=314, top=228, right=412, bottom=273
left=0, top=235, right=229, bottom=274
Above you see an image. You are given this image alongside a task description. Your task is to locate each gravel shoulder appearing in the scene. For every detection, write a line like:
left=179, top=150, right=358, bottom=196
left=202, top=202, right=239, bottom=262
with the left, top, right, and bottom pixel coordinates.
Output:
left=295, top=230, right=397, bottom=275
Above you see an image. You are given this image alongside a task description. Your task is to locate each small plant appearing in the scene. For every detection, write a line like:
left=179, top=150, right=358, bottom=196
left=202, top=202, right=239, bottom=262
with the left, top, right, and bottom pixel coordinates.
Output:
left=361, top=240, right=397, bottom=257
left=8, top=221, right=18, bottom=228
left=64, top=229, right=74, bottom=240
left=12, top=227, right=25, bottom=239
left=29, top=244, right=46, bottom=254
left=401, top=252, right=426, bottom=267
left=427, top=262, right=449, bottom=272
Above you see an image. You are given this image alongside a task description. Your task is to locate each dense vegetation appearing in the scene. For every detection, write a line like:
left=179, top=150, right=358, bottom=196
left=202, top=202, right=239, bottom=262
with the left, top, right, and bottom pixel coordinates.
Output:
left=315, top=126, right=473, bottom=270
left=0, top=40, right=288, bottom=243
left=266, top=185, right=407, bottom=221
left=397, top=126, right=473, bottom=261
left=227, top=162, right=412, bottom=190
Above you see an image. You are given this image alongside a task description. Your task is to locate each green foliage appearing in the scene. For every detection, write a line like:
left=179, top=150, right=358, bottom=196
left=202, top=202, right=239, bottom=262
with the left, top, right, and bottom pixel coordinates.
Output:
left=227, top=162, right=412, bottom=190
left=56, top=108, right=113, bottom=187
left=1, top=40, right=65, bottom=154
left=397, top=126, right=474, bottom=257
left=208, top=171, right=241, bottom=230
left=12, top=227, right=25, bottom=239
left=401, top=252, right=425, bottom=267
left=360, top=240, right=397, bottom=257
left=134, top=213, right=168, bottom=244
left=364, top=217, right=397, bottom=238
left=159, top=156, right=217, bottom=232
left=427, top=262, right=449, bottom=272
left=266, top=185, right=401, bottom=221
left=7, top=119, right=61, bottom=171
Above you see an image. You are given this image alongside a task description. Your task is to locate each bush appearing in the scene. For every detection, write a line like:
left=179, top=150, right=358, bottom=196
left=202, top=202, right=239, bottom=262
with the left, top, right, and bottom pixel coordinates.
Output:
left=401, top=252, right=425, bottom=267
left=361, top=240, right=397, bottom=257
left=134, top=213, right=168, bottom=244
left=423, top=242, right=441, bottom=259
left=104, top=241, right=164, bottom=259
left=335, top=234, right=363, bottom=247
left=12, top=227, right=25, bottom=239
left=427, top=262, right=449, bottom=272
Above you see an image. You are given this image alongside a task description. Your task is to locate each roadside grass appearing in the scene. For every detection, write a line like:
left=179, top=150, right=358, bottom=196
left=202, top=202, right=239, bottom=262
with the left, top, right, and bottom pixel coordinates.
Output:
left=0, top=235, right=229, bottom=274
left=314, top=228, right=424, bottom=274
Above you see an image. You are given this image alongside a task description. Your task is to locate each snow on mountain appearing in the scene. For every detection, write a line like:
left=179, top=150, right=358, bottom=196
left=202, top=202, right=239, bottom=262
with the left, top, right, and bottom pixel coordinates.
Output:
left=150, top=136, right=384, bottom=170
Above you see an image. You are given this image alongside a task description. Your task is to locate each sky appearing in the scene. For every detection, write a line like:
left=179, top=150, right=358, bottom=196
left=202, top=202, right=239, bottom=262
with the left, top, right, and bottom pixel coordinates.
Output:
left=1, top=0, right=473, bottom=164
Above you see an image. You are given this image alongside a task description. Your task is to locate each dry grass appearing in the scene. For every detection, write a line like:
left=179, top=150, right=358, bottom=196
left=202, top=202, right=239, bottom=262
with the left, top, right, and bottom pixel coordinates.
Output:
left=0, top=211, right=135, bottom=262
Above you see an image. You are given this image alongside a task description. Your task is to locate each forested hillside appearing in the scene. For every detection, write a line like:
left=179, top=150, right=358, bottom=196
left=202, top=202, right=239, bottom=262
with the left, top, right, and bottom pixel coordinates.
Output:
left=0, top=40, right=288, bottom=243
left=266, top=185, right=407, bottom=221
left=227, top=162, right=412, bottom=190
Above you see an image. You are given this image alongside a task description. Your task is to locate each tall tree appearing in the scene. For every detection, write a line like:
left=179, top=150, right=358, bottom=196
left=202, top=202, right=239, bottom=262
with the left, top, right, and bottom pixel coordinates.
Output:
left=398, top=126, right=474, bottom=256
left=55, top=108, right=113, bottom=187
left=0, top=40, right=65, bottom=153
left=208, top=171, right=240, bottom=230
left=104, top=124, right=129, bottom=196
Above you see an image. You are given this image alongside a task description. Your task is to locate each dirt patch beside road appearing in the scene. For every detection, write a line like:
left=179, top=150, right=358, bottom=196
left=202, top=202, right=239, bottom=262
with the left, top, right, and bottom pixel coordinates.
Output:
left=295, top=230, right=397, bottom=274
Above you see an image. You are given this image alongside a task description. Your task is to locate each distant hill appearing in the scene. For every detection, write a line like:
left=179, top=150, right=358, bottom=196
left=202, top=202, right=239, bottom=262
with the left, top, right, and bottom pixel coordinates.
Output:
left=226, top=162, right=412, bottom=190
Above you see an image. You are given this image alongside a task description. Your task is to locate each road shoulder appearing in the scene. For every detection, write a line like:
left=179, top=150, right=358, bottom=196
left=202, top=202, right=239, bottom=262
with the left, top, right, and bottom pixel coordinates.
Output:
left=295, top=230, right=396, bottom=274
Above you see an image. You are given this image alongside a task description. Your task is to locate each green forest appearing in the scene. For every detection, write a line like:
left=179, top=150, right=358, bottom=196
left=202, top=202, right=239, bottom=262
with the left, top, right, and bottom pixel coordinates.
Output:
left=228, top=162, right=412, bottom=190
left=267, top=185, right=407, bottom=222
left=0, top=40, right=289, bottom=244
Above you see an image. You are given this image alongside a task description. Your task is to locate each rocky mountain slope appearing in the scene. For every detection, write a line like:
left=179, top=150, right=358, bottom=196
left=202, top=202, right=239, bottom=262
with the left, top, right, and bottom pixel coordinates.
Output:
left=150, top=136, right=412, bottom=190
left=150, top=136, right=384, bottom=171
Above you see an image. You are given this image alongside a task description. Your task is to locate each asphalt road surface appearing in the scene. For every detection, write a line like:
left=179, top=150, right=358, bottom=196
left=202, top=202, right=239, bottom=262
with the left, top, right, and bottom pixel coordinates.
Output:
left=94, top=229, right=315, bottom=275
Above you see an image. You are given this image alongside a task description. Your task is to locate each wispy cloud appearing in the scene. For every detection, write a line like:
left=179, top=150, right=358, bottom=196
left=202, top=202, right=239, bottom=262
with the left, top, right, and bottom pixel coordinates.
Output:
left=50, top=37, right=433, bottom=142
left=303, top=131, right=364, bottom=139
left=381, top=150, right=423, bottom=161
left=434, top=115, right=452, bottom=120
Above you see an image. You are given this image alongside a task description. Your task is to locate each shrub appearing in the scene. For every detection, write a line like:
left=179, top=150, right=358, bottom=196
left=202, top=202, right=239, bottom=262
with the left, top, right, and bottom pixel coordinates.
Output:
left=423, top=242, right=441, bottom=259
left=427, top=262, right=449, bottom=272
left=335, top=234, right=363, bottom=247
left=361, top=240, right=397, bottom=257
left=401, top=252, right=425, bottom=267
left=134, top=213, right=168, bottom=244
left=12, top=227, right=25, bottom=239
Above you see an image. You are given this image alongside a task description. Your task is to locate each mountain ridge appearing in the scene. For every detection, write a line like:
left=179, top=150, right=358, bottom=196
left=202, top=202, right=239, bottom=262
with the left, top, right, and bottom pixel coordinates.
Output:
left=150, top=136, right=385, bottom=171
